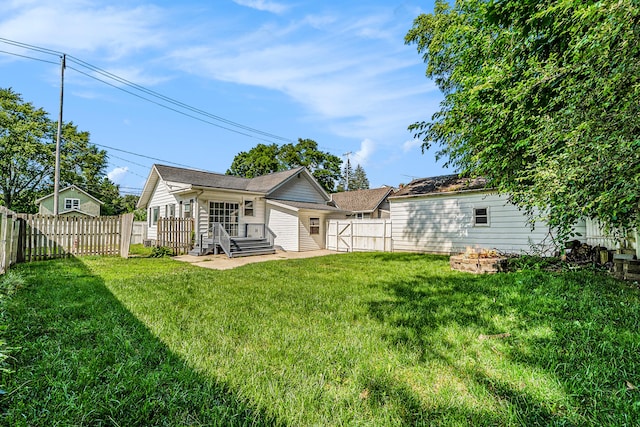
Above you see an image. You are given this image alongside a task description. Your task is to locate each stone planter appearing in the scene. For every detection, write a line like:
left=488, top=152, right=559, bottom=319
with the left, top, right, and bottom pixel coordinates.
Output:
left=450, top=254, right=507, bottom=274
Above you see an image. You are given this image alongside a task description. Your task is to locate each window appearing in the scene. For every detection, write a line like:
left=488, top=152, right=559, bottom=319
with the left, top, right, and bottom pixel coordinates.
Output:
left=167, top=204, right=175, bottom=217
left=310, top=217, right=320, bottom=235
left=244, top=200, right=254, bottom=217
left=474, top=207, right=489, bottom=226
left=150, top=206, right=159, bottom=226
left=64, top=198, right=80, bottom=210
left=183, top=200, right=191, bottom=219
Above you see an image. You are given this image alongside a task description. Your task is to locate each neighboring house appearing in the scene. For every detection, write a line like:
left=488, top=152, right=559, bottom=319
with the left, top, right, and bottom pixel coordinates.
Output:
left=36, top=185, right=103, bottom=217
left=389, top=174, right=582, bottom=255
left=136, top=164, right=345, bottom=256
left=330, top=187, right=394, bottom=219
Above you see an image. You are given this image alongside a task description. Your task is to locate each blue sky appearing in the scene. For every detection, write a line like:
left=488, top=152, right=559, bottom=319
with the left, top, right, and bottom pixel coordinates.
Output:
left=0, top=0, right=446, bottom=195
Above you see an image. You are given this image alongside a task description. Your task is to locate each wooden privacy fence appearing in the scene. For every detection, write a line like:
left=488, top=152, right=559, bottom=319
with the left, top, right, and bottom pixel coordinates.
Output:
left=157, top=217, right=194, bottom=255
left=14, top=213, right=134, bottom=262
left=326, top=219, right=393, bottom=253
left=0, top=207, right=22, bottom=274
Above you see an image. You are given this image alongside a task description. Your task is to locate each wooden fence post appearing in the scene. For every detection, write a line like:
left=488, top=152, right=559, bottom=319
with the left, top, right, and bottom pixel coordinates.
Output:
left=120, top=213, right=134, bottom=258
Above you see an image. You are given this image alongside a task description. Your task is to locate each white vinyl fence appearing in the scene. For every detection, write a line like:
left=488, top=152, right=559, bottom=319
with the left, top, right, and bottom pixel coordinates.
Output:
left=326, top=219, right=392, bottom=252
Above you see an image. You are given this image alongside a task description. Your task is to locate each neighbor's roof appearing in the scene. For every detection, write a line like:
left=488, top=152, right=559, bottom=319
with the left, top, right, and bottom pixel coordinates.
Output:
left=35, top=184, right=104, bottom=205
left=330, top=187, right=394, bottom=213
left=390, top=174, right=489, bottom=198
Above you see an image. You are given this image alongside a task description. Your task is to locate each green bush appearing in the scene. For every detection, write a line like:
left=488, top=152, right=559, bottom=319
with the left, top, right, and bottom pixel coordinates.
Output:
left=150, top=245, right=173, bottom=258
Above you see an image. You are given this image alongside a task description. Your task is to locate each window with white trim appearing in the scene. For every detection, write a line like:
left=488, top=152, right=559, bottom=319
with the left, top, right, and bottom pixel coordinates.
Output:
left=310, top=217, right=320, bottom=235
left=150, top=206, right=159, bottom=226
left=244, top=200, right=254, bottom=217
left=474, top=207, right=489, bottom=226
left=64, top=198, right=80, bottom=210
left=183, top=200, right=192, bottom=218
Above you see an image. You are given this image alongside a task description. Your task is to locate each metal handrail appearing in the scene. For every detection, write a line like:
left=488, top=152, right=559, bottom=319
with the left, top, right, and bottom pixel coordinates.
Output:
left=264, top=225, right=277, bottom=247
left=212, top=222, right=232, bottom=257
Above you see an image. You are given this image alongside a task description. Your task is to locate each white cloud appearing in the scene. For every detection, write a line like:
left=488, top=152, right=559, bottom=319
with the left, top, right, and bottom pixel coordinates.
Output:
left=353, top=138, right=375, bottom=165
left=0, top=1, right=168, bottom=58
left=402, top=139, right=422, bottom=153
left=108, top=166, right=129, bottom=184
left=233, top=0, right=289, bottom=14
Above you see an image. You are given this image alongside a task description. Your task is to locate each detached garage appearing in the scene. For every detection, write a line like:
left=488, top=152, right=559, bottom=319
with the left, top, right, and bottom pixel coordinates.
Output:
left=389, top=175, right=575, bottom=255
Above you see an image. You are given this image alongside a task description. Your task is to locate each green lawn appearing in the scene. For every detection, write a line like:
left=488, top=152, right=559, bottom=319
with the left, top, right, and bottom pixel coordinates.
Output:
left=1, top=253, right=639, bottom=426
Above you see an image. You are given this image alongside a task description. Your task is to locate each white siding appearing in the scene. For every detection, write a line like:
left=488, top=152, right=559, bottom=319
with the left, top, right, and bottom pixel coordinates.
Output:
left=267, top=205, right=299, bottom=251
left=146, top=180, right=179, bottom=240
left=269, top=174, right=326, bottom=203
left=391, top=192, right=553, bottom=255
left=298, top=213, right=322, bottom=251
left=586, top=218, right=637, bottom=253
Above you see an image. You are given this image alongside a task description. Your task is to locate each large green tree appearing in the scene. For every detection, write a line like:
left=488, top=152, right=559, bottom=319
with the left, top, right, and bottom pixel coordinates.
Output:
left=406, top=0, right=640, bottom=240
left=0, top=88, right=119, bottom=213
left=227, top=139, right=342, bottom=192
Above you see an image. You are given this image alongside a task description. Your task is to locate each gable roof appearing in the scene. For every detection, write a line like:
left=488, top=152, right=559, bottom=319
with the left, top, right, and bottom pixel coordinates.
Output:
left=330, top=187, right=394, bottom=213
left=138, top=164, right=329, bottom=208
left=35, top=185, right=104, bottom=205
left=390, top=174, right=489, bottom=198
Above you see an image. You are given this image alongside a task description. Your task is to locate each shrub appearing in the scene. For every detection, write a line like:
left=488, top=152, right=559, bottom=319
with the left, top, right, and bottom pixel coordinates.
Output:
left=150, top=246, right=173, bottom=258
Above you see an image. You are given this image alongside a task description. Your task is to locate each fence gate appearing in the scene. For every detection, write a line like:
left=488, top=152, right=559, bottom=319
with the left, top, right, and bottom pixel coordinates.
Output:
left=326, top=219, right=392, bottom=253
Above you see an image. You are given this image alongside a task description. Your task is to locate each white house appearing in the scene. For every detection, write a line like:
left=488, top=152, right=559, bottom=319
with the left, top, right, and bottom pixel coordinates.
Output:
left=136, top=164, right=345, bottom=256
left=389, top=174, right=586, bottom=255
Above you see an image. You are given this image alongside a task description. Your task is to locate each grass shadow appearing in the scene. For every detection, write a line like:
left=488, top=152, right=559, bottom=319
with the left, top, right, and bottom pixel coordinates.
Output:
left=1, top=257, right=279, bottom=426
left=366, top=254, right=640, bottom=425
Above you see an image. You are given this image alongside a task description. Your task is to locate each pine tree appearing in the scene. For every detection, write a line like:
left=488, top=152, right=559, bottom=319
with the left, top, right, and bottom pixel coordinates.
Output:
left=350, top=164, right=370, bottom=190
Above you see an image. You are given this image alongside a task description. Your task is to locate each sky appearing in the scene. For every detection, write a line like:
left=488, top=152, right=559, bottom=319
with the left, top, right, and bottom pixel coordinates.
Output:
left=0, top=0, right=446, bottom=196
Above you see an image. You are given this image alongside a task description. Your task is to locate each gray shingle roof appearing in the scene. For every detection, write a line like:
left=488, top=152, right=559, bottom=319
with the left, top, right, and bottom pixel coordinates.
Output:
left=391, top=174, right=488, bottom=197
left=154, top=164, right=306, bottom=194
left=330, top=187, right=394, bottom=212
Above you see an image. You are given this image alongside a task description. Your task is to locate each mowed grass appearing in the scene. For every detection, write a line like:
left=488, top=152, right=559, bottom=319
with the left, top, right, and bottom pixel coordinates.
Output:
left=2, top=253, right=640, bottom=426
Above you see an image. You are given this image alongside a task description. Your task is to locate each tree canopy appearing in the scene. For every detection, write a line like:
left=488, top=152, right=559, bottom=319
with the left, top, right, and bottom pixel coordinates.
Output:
left=406, top=0, right=640, bottom=239
left=0, top=87, right=122, bottom=214
left=227, top=139, right=342, bottom=192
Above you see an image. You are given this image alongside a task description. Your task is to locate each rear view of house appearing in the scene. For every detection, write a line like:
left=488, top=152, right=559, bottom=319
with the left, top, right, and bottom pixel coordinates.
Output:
left=136, top=164, right=345, bottom=256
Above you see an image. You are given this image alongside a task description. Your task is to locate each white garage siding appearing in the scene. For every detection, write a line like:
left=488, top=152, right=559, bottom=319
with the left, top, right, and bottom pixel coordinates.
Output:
left=267, top=205, right=299, bottom=251
left=298, top=213, right=323, bottom=251
left=390, top=192, right=553, bottom=255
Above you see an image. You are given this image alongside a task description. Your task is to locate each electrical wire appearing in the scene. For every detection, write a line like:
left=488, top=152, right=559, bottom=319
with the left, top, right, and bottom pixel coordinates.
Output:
left=0, top=37, right=296, bottom=144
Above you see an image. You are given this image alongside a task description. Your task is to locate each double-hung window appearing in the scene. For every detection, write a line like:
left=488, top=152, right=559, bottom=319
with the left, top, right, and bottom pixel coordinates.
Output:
left=64, top=198, right=80, bottom=210
left=473, top=207, right=489, bottom=226
left=310, top=217, right=320, bottom=235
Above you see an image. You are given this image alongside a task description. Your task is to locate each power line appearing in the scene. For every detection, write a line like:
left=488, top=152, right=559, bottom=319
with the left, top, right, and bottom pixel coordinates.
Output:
left=0, top=37, right=296, bottom=144
left=0, top=49, right=59, bottom=65
left=95, top=143, right=194, bottom=169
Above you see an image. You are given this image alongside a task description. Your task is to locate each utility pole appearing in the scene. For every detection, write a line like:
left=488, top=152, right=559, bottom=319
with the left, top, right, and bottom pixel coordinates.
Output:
left=53, top=54, right=65, bottom=216
left=343, top=152, right=352, bottom=191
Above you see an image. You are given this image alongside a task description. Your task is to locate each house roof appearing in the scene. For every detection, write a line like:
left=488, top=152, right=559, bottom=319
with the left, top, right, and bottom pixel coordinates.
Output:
left=138, top=164, right=328, bottom=209
left=390, top=174, right=489, bottom=198
left=35, top=184, right=104, bottom=205
left=330, top=187, right=394, bottom=213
